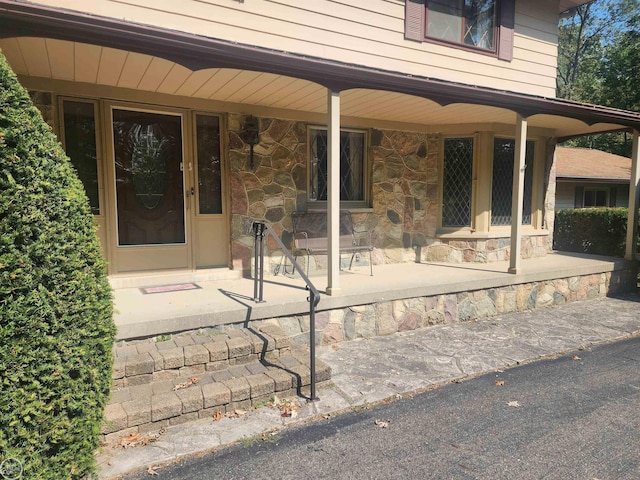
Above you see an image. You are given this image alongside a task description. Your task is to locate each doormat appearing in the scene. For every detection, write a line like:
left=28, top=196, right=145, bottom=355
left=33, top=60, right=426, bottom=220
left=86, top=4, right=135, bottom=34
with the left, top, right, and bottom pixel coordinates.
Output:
left=140, top=283, right=201, bottom=294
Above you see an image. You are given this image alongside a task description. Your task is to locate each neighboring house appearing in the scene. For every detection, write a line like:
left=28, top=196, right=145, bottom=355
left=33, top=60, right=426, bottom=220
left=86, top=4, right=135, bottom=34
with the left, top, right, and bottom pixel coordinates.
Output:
left=555, top=146, right=631, bottom=209
left=1, top=0, right=640, bottom=289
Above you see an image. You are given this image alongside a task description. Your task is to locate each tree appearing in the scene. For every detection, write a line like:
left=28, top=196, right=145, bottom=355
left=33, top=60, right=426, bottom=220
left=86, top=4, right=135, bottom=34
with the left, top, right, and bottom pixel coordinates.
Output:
left=0, top=51, right=115, bottom=478
left=557, top=0, right=640, bottom=156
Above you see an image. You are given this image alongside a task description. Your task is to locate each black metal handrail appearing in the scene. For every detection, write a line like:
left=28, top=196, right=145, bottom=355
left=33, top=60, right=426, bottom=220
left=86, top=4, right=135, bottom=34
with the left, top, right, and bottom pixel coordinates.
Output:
left=252, top=221, right=321, bottom=401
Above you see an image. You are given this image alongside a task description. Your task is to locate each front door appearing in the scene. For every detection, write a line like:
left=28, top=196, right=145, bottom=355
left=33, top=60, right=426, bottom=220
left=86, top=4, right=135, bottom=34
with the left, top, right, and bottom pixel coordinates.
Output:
left=109, top=107, right=190, bottom=272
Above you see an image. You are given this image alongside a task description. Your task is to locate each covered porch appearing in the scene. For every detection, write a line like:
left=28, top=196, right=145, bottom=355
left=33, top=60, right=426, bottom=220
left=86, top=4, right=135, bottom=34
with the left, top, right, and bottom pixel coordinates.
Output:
left=1, top=1, right=640, bottom=335
left=112, top=251, right=636, bottom=341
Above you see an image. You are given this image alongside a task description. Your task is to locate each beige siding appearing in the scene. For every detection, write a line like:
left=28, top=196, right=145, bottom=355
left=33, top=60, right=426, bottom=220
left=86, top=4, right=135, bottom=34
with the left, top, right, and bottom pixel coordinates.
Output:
left=23, top=0, right=560, bottom=97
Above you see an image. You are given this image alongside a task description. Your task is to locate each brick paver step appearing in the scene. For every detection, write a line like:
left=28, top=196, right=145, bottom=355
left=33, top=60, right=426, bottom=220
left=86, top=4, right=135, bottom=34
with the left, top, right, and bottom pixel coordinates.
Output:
left=111, top=326, right=293, bottom=388
left=102, top=342, right=331, bottom=444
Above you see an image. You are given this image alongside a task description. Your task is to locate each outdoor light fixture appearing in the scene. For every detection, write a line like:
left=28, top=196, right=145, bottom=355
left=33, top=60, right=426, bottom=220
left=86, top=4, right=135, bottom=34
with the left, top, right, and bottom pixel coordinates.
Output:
left=243, top=115, right=260, bottom=169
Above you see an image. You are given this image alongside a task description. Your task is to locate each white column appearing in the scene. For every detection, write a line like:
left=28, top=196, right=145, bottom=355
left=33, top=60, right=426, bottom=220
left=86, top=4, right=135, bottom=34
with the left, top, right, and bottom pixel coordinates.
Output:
left=625, top=130, right=640, bottom=260
left=326, top=90, right=341, bottom=295
left=509, top=114, right=528, bottom=274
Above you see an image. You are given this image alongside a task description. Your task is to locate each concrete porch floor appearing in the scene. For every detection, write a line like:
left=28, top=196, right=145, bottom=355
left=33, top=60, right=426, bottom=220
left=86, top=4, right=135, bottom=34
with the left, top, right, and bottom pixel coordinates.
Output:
left=112, top=252, right=633, bottom=341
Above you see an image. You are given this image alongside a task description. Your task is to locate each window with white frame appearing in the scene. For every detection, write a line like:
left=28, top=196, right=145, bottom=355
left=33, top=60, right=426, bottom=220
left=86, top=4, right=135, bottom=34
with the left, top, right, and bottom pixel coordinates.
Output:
left=308, top=127, right=366, bottom=204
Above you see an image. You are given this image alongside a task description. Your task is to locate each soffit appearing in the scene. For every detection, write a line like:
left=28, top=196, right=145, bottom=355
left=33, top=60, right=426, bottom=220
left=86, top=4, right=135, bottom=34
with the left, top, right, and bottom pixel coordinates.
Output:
left=558, top=0, right=593, bottom=13
left=1, top=36, right=634, bottom=139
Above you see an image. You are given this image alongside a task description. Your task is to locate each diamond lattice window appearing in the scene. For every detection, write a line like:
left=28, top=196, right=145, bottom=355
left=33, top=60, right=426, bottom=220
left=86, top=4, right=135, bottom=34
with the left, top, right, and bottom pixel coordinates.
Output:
left=491, top=138, right=535, bottom=226
left=442, top=137, right=474, bottom=227
left=309, top=128, right=365, bottom=202
left=426, top=0, right=496, bottom=51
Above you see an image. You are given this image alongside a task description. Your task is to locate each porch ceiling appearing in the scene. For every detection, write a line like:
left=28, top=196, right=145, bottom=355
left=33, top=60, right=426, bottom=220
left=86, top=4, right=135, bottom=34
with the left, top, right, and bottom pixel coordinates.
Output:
left=0, top=36, right=630, bottom=139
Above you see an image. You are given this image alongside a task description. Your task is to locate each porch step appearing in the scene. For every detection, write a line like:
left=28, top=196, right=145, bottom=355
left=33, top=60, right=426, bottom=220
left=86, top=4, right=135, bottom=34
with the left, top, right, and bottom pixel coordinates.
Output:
left=102, top=326, right=331, bottom=443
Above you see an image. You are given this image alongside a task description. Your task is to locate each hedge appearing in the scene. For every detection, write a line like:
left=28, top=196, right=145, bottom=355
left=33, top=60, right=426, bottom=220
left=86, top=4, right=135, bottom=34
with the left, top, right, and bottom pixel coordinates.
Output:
left=0, top=52, right=115, bottom=478
left=553, top=207, right=637, bottom=257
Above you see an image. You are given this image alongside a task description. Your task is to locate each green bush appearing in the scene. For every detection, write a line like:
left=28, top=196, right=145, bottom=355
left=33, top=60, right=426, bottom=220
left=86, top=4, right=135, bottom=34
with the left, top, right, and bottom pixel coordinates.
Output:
left=0, top=53, right=115, bottom=478
left=553, top=207, right=632, bottom=257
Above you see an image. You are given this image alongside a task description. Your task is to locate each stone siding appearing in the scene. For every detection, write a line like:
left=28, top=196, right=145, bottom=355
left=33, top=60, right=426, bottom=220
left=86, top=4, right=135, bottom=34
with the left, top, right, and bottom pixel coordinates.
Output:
left=227, top=114, right=555, bottom=274
left=252, top=268, right=636, bottom=346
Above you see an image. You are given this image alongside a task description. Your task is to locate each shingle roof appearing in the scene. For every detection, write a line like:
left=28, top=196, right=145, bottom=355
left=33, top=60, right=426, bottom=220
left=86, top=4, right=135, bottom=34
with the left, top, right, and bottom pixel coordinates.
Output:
left=556, top=147, right=631, bottom=181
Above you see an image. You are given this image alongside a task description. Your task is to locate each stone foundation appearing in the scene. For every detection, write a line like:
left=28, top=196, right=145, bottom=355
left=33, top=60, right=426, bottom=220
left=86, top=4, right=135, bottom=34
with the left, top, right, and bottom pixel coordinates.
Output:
left=253, top=268, right=636, bottom=346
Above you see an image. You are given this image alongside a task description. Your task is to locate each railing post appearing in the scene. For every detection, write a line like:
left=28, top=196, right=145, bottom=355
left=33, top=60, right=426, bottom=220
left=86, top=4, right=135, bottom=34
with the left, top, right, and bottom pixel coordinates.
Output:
left=252, top=219, right=320, bottom=401
left=253, top=222, right=266, bottom=303
left=309, top=290, right=318, bottom=401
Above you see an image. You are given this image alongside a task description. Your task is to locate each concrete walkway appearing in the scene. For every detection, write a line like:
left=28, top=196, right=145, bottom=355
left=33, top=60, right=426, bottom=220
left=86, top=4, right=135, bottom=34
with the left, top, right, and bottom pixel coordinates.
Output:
left=98, top=291, right=640, bottom=479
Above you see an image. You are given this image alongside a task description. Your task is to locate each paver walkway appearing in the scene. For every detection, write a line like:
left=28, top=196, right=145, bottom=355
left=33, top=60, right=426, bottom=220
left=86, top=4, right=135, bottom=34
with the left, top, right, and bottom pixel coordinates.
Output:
left=98, top=292, right=640, bottom=479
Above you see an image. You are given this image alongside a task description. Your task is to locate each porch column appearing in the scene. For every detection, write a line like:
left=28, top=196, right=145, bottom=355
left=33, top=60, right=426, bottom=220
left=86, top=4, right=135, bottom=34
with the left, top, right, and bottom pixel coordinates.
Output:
left=326, top=90, right=341, bottom=295
left=625, top=130, right=640, bottom=260
left=509, top=114, right=528, bottom=274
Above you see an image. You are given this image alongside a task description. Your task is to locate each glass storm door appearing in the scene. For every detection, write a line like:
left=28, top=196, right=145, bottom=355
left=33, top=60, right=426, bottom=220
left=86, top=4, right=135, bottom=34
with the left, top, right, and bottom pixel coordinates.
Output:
left=111, top=108, right=190, bottom=272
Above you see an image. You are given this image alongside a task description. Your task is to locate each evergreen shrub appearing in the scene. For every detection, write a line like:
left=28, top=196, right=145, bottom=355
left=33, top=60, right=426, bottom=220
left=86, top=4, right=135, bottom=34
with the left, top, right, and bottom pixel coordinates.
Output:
left=553, top=207, right=630, bottom=257
left=0, top=52, right=115, bottom=478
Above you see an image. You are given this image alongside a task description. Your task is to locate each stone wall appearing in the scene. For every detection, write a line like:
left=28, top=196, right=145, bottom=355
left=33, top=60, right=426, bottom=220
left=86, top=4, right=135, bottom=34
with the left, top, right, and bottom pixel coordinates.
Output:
left=420, top=234, right=549, bottom=263
left=252, top=268, right=636, bottom=345
left=29, top=90, right=55, bottom=130
left=227, top=114, right=553, bottom=275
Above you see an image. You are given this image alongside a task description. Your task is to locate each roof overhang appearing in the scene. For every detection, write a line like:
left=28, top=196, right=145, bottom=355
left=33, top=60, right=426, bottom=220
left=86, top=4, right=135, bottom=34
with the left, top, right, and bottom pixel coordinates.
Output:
left=559, top=0, right=594, bottom=14
left=1, top=0, right=639, bottom=137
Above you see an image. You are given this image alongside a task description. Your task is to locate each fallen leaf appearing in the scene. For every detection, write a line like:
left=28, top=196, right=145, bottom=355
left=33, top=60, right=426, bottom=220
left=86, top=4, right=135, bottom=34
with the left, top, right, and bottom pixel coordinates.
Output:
left=572, top=354, right=581, bottom=360
left=173, top=377, right=201, bottom=391
left=224, top=408, right=250, bottom=419
left=147, top=465, right=161, bottom=476
left=118, top=433, right=141, bottom=447
left=117, top=432, right=162, bottom=449
left=375, top=419, right=390, bottom=428
left=332, top=345, right=340, bottom=351
left=507, top=401, right=521, bottom=408
left=495, top=380, right=505, bottom=387
left=212, top=410, right=223, bottom=422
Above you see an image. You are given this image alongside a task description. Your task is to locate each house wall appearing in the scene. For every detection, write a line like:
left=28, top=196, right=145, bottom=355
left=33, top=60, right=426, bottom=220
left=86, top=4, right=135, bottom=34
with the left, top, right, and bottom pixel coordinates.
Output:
left=556, top=181, right=630, bottom=209
left=27, top=82, right=554, bottom=275
left=228, top=113, right=553, bottom=275
left=22, top=0, right=560, bottom=97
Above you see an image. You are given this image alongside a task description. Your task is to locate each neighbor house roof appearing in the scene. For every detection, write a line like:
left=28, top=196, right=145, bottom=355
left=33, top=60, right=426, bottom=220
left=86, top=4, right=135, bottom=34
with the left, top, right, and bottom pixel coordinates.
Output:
left=556, top=147, right=631, bottom=182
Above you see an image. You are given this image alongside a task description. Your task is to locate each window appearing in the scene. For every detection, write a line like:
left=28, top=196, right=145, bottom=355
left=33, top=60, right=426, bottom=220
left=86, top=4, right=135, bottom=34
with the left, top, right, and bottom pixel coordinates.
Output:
left=491, top=138, right=535, bottom=226
left=426, top=0, right=496, bottom=51
left=195, top=114, right=223, bottom=215
left=61, top=100, right=100, bottom=214
left=405, top=0, right=515, bottom=61
left=442, top=137, right=474, bottom=227
left=309, top=128, right=366, bottom=204
left=439, top=134, right=543, bottom=233
left=583, top=188, right=609, bottom=208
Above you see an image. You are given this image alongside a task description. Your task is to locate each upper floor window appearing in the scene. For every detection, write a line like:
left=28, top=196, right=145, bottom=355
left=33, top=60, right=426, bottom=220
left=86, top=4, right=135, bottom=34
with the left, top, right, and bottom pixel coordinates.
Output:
left=309, top=127, right=367, bottom=205
left=427, top=0, right=496, bottom=51
left=405, top=0, right=515, bottom=61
